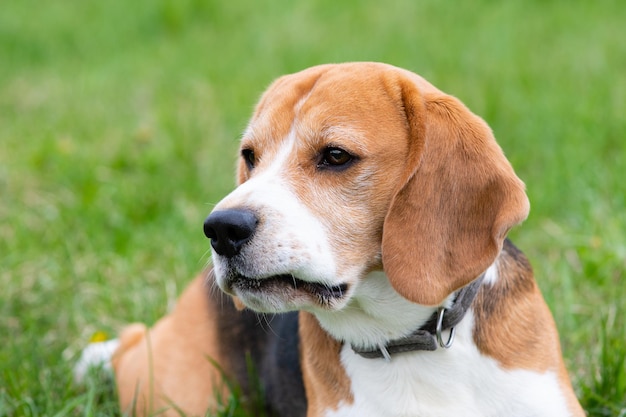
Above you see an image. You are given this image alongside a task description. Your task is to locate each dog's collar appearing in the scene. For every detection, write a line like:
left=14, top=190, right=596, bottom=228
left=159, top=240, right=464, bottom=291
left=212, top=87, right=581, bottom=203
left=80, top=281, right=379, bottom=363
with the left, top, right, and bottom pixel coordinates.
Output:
left=351, top=273, right=485, bottom=360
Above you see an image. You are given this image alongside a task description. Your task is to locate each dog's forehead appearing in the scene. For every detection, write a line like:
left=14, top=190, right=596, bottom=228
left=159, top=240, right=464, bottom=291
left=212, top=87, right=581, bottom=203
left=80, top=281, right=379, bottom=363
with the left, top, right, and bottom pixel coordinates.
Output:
left=246, top=64, right=408, bottom=152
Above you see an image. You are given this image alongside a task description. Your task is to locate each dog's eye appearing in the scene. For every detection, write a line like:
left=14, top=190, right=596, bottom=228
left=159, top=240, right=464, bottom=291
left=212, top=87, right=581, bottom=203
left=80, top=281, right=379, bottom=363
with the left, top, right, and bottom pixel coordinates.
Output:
left=318, top=147, right=354, bottom=169
left=241, top=148, right=256, bottom=169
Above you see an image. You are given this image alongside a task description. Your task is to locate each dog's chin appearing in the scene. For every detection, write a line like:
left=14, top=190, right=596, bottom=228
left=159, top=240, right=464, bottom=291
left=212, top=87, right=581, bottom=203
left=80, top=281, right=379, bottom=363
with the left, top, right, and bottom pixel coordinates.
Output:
left=223, top=274, right=350, bottom=313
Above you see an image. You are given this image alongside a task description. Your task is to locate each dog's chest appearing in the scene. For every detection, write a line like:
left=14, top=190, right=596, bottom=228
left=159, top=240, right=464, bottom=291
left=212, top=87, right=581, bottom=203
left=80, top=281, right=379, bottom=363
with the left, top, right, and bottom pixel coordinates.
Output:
left=323, top=314, right=571, bottom=417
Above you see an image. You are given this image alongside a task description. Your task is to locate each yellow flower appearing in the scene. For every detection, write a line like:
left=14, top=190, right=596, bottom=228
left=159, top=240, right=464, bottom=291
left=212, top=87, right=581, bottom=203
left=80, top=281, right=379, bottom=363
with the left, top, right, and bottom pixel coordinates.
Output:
left=89, top=330, right=109, bottom=343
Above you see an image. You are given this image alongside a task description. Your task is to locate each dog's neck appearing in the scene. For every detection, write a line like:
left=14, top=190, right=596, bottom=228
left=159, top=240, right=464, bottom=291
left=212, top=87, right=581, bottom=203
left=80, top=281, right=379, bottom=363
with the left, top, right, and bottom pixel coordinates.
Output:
left=352, top=273, right=485, bottom=359
left=312, top=271, right=454, bottom=351
left=313, top=269, right=489, bottom=355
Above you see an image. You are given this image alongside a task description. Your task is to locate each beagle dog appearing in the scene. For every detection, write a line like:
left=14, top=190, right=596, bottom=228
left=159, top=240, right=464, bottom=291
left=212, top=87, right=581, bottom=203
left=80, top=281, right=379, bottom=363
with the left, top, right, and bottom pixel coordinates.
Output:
left=107, top=62, right=585, bottom=416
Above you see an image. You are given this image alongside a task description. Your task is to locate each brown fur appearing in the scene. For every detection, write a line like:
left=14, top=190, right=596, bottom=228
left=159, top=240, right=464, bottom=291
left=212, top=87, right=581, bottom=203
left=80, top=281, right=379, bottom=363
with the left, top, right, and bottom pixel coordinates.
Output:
left=382, top=77, right=530, bottom=306
left=299, top=312, right=353, bottom=415
left=474, top=242, right=584, bottom=415
left=112, top=273, right=227, bottom=417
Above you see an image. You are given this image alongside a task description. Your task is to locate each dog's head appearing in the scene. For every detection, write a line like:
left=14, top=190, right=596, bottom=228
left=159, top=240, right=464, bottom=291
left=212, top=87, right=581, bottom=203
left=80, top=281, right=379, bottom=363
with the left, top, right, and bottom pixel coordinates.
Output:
left=204, top=62, right=529, bottom=313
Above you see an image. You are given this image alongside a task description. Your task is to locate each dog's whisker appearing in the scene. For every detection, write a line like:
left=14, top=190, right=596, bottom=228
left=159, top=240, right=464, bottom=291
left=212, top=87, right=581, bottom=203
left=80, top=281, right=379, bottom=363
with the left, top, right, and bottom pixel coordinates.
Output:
left=291, top=274, right=298, bottom=289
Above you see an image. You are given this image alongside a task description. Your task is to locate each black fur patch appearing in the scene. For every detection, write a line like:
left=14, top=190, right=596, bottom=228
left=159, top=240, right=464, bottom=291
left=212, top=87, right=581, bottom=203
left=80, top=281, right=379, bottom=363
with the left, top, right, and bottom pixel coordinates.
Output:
left=210, top=288, right=306, bottom=417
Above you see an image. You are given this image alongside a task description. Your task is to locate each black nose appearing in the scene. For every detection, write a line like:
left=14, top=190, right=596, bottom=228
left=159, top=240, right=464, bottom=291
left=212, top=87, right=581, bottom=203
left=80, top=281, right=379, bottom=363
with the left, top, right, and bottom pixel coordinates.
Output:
left=203, top=209, right=258, bottom=258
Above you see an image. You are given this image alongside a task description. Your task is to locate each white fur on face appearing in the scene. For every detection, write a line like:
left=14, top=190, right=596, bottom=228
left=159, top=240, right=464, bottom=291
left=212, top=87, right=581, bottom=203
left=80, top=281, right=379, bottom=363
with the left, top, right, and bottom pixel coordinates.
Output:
left=211, top=132, right=361, bottom=312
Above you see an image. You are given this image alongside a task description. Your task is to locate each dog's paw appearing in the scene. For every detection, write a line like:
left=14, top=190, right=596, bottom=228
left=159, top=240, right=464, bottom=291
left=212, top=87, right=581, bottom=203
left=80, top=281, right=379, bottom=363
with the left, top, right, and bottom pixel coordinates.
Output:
left=73, top=338, right=120, bottom=384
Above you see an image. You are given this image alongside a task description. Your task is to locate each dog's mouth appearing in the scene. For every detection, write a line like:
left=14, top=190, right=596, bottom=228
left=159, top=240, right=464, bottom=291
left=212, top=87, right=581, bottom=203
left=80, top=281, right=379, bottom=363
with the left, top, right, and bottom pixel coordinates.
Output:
left=228, top=273, right=349, bottom=307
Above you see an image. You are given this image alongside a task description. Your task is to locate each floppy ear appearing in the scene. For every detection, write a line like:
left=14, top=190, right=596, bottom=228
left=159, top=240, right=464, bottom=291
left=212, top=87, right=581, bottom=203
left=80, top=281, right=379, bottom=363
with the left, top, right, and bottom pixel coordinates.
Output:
left=382, top=78, right=530, bottom=306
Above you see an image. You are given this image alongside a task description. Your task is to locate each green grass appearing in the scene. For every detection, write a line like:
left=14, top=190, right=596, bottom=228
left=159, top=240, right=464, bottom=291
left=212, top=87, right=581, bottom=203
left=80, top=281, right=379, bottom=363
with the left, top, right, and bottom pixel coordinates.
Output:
left=1, top=0, right=625, bottom=415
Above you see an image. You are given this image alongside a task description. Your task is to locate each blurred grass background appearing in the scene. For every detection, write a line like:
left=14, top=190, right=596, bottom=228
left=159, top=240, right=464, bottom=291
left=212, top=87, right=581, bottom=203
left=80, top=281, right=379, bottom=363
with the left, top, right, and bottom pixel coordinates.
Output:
left=1, top=0, right=624, bottom=415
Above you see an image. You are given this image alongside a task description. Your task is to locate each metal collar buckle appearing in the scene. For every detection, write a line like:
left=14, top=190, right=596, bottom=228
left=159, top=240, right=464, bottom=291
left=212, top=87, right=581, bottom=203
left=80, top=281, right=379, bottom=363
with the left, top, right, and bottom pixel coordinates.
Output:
left=436, top=307, right=456, bottom=349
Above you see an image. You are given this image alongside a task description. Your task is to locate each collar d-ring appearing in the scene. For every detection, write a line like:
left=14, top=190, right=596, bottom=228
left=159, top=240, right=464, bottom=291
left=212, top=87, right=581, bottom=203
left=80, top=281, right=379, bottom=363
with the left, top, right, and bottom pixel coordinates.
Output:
left=436, top=307, right=456, bottom=348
